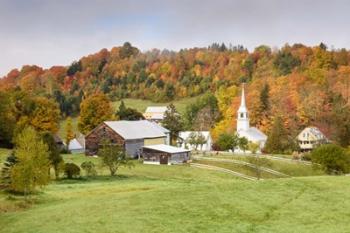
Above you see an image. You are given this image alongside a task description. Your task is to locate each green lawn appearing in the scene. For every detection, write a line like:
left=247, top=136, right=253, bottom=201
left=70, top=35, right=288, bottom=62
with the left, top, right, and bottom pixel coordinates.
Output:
left=1, top=153, right=350, bottom=232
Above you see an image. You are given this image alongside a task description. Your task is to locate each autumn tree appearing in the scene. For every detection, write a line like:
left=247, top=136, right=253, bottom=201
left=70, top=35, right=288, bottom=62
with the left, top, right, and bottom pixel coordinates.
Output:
left=11, top=127, right=50, bottom=195
left=237, top=137, right=249, bottom=153
left=162, top=104, right=184, bottom=145
left=216, top=133, right=238, bottom=151
left=78, top=93, right=114, bottom=134
left=30, top=97, right=60, bottom=133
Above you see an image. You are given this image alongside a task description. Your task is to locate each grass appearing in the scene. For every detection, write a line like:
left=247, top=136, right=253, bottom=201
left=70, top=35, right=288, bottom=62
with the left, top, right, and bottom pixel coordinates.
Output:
left=1, top=153, right=350, bottom=232
left=201, top=153, right=325, bottom=177
left=57, top=95, right=201, bottom=138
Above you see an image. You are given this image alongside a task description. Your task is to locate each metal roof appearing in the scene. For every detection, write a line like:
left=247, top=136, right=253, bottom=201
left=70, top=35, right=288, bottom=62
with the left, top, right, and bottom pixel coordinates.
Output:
left=104, top=120, right=168, bottom=140
left=143, top=144, right=190, bottom=154
left=237, top=127, right=267, bottom=141
left=145, top=106, right=167, bottom=113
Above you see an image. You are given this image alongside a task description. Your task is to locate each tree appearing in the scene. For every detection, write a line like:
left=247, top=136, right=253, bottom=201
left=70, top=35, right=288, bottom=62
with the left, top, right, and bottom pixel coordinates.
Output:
left=30, top=97, right=60, bottom=133
left=216, top=133, right=238, bottom=151
left=98, top=139, right=133, bottom=176
left=41, top=132, right=63, bottom=179
left=238, top=137, right=249, bottom=153
left=116, top=101, right=145, bottom=120
left=0, top=152, right=17, bottom=191
left=0, top=91, right=15, bottom=147
left=81, top=161, right=97, bottom=177
left=196, top=133, right=207, bottom=151
left=248, top=142, right=260, bottom=154
left=187, top=132, right=207, bottom=151
left=11, top=127, right=50, bottom=195
left=67, top=61, right=82, bottom=76
left=162, top=104, right=183, bottom=145
left=64, top=163, right=81, bottom=179
left=65, top=117, right=75, bottom=147
left=119, top=42, right=139, bottom=59
left=260, top=83, right=270, bottom=112
left=274, top=51, right=300, bottom=75
left=78, top=93, right=114, bottom=134
left=311, top=144, right=350, bottom=174
left=264, top=116, right=289, bottom=154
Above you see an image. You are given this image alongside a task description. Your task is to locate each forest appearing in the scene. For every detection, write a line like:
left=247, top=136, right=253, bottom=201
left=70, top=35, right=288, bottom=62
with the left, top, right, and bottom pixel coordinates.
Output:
left=0, top=42, right=350, bottom=149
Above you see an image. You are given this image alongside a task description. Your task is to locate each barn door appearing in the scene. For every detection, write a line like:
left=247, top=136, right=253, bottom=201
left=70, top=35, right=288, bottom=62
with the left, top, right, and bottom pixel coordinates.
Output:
left=159, top=154, right=168, bottom=165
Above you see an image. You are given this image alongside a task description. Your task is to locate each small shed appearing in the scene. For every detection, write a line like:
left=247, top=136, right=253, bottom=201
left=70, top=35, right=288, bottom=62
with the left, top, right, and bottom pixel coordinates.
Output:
left=142, top=144, right=191, bottom=165
left=68, top=139, right=85, bottom=154
left=143, top=106, right=167, bottom=122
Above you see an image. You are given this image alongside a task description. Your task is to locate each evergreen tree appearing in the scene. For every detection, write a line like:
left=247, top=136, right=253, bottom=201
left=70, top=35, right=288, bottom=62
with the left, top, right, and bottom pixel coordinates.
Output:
left=41, top=132, right=63, bottom=179
left=162, top=104, right=183, bottom=145
left=116, top=101, right=144, bottom=120
left=260, top=83, right=270, bottom=112
left=264, top=116, right=289, bottom=154
left=0, top=152, right=18, bottom=190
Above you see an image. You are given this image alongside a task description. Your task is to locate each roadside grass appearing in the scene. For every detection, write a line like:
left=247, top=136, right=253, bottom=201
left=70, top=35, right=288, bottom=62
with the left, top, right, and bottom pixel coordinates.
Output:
left=1, top=153, right=350, bottom=232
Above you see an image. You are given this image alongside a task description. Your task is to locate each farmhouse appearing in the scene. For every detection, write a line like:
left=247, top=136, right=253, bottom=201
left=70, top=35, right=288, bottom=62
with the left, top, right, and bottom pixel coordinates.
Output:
left=142, top=144, right=191, bottom=165
left=297, top=127, right=328, bottom=152
left=143, top=106, right=167, bottom=122
left=178, top=131, right=213, bottom=151
left=236, top=85, right=267, bottom=152
left=85, top=120, right=170, bottom=157
left=68, top=134, right=85, bottom=154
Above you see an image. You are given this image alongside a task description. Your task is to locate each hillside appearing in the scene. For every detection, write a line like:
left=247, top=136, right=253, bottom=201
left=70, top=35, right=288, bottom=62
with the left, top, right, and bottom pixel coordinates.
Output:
left=0, top=152, right=349, bottom=233
left=1, top=42, right=350, bottom=146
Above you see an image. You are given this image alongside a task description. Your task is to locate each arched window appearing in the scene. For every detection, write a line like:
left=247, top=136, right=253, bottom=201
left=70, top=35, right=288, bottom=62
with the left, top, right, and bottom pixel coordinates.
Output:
left=240, top=113, right=244, bottom=118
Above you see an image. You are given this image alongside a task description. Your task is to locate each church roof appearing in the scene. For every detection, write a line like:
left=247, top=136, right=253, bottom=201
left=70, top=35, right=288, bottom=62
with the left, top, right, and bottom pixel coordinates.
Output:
left=238, top=84, right=247, bottom=112
left=238, top=127, right=267, bottom=142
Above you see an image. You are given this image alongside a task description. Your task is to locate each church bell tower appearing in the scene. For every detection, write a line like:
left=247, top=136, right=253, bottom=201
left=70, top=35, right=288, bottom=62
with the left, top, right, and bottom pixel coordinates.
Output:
left=237, top=84, right=250, bottom=132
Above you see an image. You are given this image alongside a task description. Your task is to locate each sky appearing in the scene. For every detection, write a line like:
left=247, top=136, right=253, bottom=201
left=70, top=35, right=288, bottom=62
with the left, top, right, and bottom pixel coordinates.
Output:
left=0, top=0, right=350, bottom=77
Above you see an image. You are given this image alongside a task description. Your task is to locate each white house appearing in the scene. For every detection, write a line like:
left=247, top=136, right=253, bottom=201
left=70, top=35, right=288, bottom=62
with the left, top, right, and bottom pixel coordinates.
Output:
left=68, top=134, right=85, bottom=154
left=178, top=131, right=213, bottom=151
left=236, top=85, right=267, bottom=153
left=143, top=106, right=167, bottom=122
left=297, top=127, right=328, bottom=152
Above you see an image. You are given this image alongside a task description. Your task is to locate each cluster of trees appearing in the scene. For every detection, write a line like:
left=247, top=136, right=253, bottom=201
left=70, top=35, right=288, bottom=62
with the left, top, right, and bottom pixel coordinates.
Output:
left=1, top=42, right=350, bottom=150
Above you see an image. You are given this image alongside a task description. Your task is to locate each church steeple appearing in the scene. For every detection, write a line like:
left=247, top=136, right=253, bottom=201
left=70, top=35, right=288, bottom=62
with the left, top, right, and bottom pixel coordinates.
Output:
left=237, top=84, right=250, bottom=131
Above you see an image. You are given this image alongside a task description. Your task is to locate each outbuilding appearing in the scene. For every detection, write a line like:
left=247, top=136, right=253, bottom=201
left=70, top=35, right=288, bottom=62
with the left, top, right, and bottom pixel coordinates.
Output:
left=142, top=144, right=191, bottom=165
left=85, top=120, right=170, bottom=157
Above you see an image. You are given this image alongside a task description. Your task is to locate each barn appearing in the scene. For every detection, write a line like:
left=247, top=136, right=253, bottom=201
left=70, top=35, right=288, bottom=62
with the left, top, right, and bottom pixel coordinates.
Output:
left=85, top=120, right=170, bottom=157
left=142, top=144, right=191, bottom=165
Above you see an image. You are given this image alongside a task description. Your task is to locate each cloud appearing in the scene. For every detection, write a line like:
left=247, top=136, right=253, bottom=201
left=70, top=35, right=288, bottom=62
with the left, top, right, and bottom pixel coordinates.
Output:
left=0, top=0, right=349, bottom=76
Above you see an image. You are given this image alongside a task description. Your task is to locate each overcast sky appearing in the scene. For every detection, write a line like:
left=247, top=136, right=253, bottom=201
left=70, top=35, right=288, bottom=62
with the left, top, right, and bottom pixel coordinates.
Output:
left=0, top=0, right=349, bottom=77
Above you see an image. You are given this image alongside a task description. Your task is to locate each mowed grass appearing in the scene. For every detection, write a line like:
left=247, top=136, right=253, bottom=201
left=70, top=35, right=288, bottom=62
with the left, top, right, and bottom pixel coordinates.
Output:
left=1, top=154, right=350, bottom=232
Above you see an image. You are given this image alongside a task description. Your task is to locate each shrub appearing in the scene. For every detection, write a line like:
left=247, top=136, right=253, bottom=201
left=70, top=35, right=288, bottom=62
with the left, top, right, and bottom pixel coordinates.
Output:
left=311, top=144, right=350, bottom=174
left=64, top=163, right=80, bottom=179
left=81, top=161, right=97, bottom=177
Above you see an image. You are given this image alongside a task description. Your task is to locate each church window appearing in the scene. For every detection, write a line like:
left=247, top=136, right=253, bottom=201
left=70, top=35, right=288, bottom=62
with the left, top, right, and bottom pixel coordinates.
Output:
left=240, top=113, right=244, bottom=118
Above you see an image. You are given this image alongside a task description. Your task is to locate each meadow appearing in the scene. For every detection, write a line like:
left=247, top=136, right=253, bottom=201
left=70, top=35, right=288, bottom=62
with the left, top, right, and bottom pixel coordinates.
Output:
left=1, top=151, right=350, bottom=233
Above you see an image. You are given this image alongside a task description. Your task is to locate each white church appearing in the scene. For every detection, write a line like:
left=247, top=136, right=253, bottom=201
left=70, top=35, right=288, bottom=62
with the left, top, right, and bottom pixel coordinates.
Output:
left=236, top=85, right=267, bottom=153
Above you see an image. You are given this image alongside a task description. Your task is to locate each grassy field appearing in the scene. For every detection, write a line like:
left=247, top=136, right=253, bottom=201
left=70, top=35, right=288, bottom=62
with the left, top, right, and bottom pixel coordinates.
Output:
left=1, top=153, right=350, bottom=232
left=58, top=96, right=201, bottom=138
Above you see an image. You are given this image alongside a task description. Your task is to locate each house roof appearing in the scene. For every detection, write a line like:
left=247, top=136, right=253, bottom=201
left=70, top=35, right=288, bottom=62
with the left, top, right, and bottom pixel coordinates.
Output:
left=143, top=144, right=190, bottom=154
left=237, top=127, right=267, bottom=142
left=68, top=138, right=84, bottom=150
left=297, top=127, right=328, bottom=141
left=104, top=120, right=168, bottom=140
left=179, top=131, right=211, bottom=140
left=145, top=106, right=167, bottom=113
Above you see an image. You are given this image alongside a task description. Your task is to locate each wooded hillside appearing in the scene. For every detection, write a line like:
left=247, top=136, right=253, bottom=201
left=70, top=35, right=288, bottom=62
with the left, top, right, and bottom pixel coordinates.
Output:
left=1, top=42, right=350, bottom=146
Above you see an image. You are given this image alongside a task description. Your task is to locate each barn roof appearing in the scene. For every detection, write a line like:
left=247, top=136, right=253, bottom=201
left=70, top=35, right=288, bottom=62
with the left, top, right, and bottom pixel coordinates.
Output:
left=143, top=144, right=190, bottom=154
left=104, top=120, right=169, bottom=140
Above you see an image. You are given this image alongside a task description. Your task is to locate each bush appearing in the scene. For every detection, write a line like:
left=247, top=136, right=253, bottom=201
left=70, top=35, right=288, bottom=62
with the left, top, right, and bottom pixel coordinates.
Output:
left=311, top=144, right=350, bottom=174
left=81, top=161, right=97, bottom=177
left=64, top=163, right=81, bottom=179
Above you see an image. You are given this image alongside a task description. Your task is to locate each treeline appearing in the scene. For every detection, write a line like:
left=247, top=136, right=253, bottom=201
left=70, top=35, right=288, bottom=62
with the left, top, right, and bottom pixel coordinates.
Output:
left=1, top=42, right=350, bottom=148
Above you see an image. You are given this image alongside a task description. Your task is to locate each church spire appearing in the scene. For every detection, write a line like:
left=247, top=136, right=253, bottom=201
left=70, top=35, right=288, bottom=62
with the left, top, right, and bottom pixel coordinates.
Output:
left=237, top=83, right=250, bottom=131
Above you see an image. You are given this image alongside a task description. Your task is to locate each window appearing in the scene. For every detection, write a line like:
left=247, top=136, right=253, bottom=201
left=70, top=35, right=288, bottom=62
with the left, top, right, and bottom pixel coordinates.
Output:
left=240, top=113, right=244, bottom=118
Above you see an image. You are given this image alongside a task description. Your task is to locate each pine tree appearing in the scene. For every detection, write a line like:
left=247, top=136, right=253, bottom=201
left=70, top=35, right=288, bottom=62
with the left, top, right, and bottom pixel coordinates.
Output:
left=162, top=104, right=183, bottom=145
left=0, top=152, right=18, bottom=190
left=264, top=116, right=289, bottom=154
